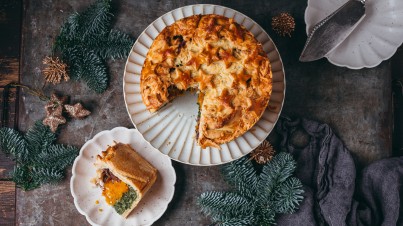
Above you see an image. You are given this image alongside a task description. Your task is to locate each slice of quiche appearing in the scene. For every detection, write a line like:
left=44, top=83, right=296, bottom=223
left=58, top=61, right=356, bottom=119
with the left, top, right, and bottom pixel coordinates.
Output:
left=95, top=142, right=157, bottom=218
left=141, top=14, right=272, bottom=149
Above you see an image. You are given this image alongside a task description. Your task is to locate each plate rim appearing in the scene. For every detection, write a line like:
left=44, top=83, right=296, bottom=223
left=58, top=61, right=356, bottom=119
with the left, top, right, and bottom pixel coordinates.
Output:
left=304, top=0, right=403, bottom=69
left=123, top=4, right=286, bottom=166
left=70, top=127, right=176, bottom=226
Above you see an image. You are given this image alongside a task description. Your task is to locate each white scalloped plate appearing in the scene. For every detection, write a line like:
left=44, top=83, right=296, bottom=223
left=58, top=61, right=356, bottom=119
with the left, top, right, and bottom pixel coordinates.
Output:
left=123, top=4, right=285, bottom=165
left=305, top=0, right=403, bottom=69
left=70, top=127, right=176, bottom=226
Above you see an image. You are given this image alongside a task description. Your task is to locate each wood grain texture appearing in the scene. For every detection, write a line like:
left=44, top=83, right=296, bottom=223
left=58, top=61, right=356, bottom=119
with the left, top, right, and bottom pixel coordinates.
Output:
left=0, top=1, right=21, bottom=226
left=1, top=87, right=19, bottom=128
left=0, top=86, right=19, bottom=180
left=0, top=152, right=14, bottom=179
left=0, top=58, right=19, bottom=86
left=0, top=181, right=15, bottom=226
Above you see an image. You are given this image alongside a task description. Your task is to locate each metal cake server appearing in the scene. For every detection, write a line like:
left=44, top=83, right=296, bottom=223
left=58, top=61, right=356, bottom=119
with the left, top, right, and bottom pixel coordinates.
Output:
left=299, top=0, right=366, bottom=62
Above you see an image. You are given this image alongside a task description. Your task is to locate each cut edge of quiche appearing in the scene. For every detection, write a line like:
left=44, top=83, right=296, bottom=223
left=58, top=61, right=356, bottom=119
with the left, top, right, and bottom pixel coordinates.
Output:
left=140, top=14, right=272, bottom=149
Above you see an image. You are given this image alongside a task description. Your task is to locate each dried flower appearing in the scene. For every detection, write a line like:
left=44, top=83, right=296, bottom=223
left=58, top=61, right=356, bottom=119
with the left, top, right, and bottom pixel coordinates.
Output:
left=42, top=56, right=69, bottom=85
left=271, top=12, right=295, bottom=37
left=249, top=140, right=276, bottom=164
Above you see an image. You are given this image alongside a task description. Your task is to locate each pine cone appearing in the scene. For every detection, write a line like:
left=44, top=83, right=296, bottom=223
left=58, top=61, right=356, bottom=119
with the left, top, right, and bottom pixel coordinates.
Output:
left=250, top=140, right=276, bottom=164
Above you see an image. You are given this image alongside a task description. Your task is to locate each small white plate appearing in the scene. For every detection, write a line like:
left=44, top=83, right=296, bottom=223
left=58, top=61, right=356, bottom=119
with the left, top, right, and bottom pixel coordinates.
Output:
left=305, top=0, right=403, bottom=69
left=123, top=4, right=286, bottom=166
left=70, top=127, right=176, bottom=226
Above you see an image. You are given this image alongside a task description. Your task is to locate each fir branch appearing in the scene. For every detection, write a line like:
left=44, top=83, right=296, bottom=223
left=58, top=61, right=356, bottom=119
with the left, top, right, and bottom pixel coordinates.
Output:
left=0, top=127, right=28, bottom=163
left=12, top=165, right=40, bottom=190
left=77, top=0, right=112, bottom=41
left=25, top=121, right=56, bottom=158
left=221, top=157, right=258, bottom=198
left=91, top=29, right=134, bottom=59
left=33, top=144, right=79, bottom=171
left=62, top=47, right=108, bottom=92
left=63, top=47, right=86, bottom=80
left=198, top=152, right=304, bottom=226
left=53, top=0, right=134, bottom=93
left=31, top=167, right=65, bottom=185
left=214, top=215, right=256, bottom=226
left=54, top=12, right=80, bottom=53
left=273, top=177, right=304, bottom=214
left=255, top=207, right=276, bottom=226
left=12, top=165, right=65, bottom=190
left=0, top=121, right=79, bottom=190
left=198, top=191, right=254, bottom=219
left=80, top=51, right=108, bottom=93
left=258, top=152, right=297, bottom=200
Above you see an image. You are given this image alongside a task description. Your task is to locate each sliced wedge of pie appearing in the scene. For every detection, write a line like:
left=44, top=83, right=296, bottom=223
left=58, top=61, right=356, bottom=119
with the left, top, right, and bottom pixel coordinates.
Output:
left=95, top=143, right=157, bottom=218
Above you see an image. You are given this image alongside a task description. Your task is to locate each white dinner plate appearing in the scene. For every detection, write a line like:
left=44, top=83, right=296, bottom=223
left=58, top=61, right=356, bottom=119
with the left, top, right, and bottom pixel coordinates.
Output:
left=123, top=4, right=286, bottom=165
left=305, top=0, right=403, bottom=69
left=70, top=127, right=176, bottom=226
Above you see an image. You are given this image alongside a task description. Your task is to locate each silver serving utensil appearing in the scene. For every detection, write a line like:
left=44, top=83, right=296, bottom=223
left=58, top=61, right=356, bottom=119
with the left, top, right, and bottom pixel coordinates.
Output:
left=299, top=0, right=366, bottom=62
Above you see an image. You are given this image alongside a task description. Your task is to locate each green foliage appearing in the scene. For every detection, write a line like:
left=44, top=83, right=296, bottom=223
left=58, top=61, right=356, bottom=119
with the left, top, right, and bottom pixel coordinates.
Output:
left=197, top=152, right=304, bottom=226
left=273, top=177, right=304, bottom=214
left=0, top=121, right=79, bottom=190
left=258, top=152, right=296, bottom=201
left=0, top=127, right=28, bottom=163
left=54, top=0, right=134, bottom=93
left=221, top=157, right=258, bottom=199
left=198, top=191, right=254, bottom=219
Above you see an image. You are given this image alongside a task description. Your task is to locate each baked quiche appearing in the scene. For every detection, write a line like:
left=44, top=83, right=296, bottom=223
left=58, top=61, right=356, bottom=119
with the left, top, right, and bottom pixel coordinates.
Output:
left=141, top=14, right=272, bottom=149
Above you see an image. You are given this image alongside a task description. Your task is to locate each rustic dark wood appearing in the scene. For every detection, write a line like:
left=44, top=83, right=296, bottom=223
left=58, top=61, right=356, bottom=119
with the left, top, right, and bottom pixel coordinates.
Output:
left=0, top=58, right=19, bottom=87
left=0, top=0, right=21, bottom=225
left=0, top=88, right=18, bottom=179
left=0, top=151, right=14, bottom=179
left=1, top=87, right=19, bottom=129
left=0, top=181, right=15, bottom=226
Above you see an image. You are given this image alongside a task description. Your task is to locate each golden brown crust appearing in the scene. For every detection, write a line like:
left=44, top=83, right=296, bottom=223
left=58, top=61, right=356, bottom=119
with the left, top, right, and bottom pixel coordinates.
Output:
left=96, top=143, right=157, bottom=218
left=97, top=143, right=157, bottom=191
left=141, top=14, right=272, bottom=148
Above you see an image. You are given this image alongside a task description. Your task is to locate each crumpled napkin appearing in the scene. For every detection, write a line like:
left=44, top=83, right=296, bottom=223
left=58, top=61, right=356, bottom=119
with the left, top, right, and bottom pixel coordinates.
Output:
left=274, top=117, right=403, bottom=226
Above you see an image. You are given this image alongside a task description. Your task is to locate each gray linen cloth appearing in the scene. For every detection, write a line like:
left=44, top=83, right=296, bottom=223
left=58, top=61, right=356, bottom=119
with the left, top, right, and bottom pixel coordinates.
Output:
left=274, top=117, right=403, bottom=226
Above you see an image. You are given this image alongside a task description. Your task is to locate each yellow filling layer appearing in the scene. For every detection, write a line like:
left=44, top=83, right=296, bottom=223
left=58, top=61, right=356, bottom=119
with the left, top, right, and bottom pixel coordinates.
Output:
left=102, top=180, right=129, bottom=205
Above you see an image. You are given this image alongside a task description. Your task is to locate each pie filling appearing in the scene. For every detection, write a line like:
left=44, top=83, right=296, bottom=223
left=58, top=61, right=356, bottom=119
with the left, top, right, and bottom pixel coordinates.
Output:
left=99, top=169, right=137, bottom=214
left=141, top=14, right=272, bottom=149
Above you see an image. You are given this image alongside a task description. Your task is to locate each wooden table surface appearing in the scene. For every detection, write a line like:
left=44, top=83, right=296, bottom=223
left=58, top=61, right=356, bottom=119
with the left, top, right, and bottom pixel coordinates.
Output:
left=1, top=0, right=402, bottom=225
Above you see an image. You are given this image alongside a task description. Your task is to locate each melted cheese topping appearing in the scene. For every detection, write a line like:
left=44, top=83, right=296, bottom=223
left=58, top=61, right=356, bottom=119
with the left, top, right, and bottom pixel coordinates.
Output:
left=141, top=14, right=272, bottom=148
left=102, top=180, right=129, bottom=205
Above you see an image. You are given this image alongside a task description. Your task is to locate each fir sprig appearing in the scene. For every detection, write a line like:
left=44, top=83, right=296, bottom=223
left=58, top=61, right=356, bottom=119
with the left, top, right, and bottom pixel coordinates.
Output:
left=54, top=0, right=134, bottom=93
left=0, top=121, right=79, bottom=190
left=197, top=152, right=304, bottom=226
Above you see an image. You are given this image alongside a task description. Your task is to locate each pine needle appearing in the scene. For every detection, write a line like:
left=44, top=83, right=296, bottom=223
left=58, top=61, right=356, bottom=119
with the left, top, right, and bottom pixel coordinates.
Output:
left=0, top=127, right=28, bottom=163
left=221, top=156, right=258, bottom=199
left=53, top=0, right=134, bottom=93
left=197, top=152, right=304, bottom=226
left=198, top=191, right=254, bottom=218
left=0, top=121, right=79, bottom=190
left=25, top=121, right=56, bottom=156
left=258, top=152, right=297, bottom=200
left=273, top=177, right=304, bottom=214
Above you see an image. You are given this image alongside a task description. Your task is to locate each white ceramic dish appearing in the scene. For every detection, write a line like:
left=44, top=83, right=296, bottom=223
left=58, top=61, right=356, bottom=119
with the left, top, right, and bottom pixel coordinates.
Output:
left=305, top=0, right=403, bottom=69
left=123, top=4, right=285, bottom=166
left=70, top=127, right=176, bottom=226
